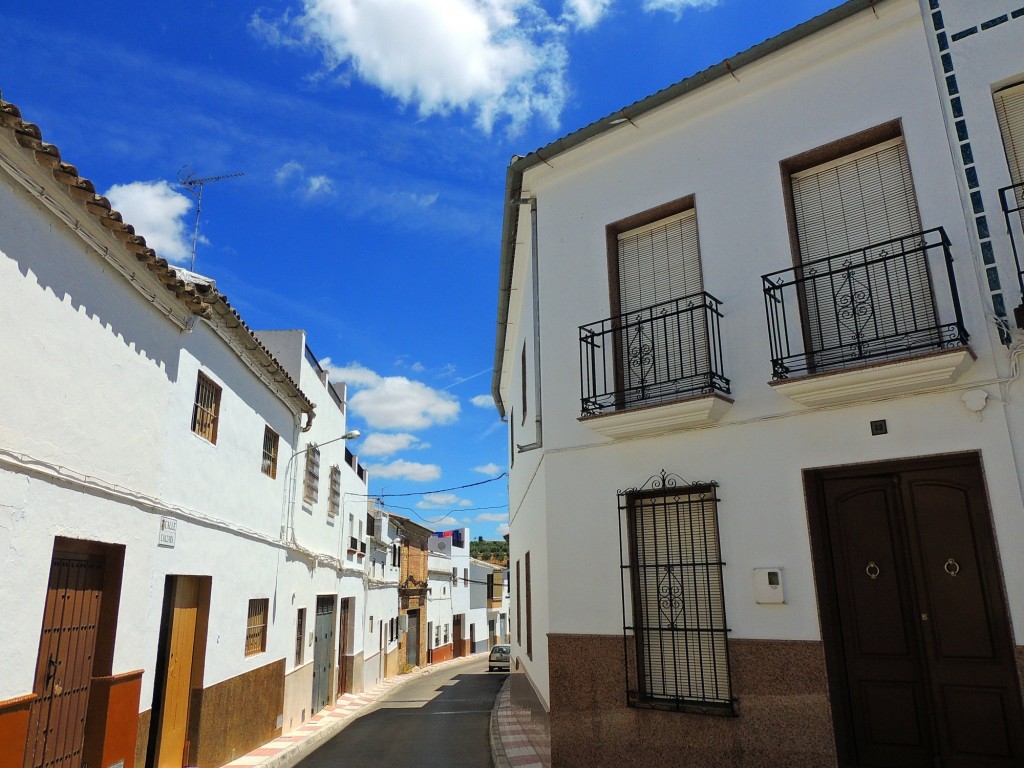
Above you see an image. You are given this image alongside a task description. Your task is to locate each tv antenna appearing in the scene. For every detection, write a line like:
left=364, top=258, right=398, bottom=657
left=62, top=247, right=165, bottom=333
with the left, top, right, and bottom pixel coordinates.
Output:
left=177, top=166, right=244, bottom=271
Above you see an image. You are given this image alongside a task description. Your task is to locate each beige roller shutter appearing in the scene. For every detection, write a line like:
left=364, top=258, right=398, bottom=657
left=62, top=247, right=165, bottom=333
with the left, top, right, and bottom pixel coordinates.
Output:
left=790, top=138, right=934, bottom=366
left=616, top=210, right=707, bottom=401
left=995, top=81, right=1024, bottom=209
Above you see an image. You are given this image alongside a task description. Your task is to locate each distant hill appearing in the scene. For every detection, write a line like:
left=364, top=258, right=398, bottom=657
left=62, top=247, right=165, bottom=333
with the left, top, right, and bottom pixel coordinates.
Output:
left=470, top=538, right=508, bottom=567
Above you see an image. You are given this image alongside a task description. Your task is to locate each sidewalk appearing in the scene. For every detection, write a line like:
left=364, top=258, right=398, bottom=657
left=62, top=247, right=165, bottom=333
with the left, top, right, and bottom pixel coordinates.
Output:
left=489, top=677, right=551, bottom=768
left=219, top=652, right=507, bottom=768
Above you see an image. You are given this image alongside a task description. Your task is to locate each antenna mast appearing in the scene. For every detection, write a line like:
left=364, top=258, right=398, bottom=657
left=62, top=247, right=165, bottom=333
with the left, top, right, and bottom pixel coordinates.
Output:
left=177, top=167, right=244, bottom=271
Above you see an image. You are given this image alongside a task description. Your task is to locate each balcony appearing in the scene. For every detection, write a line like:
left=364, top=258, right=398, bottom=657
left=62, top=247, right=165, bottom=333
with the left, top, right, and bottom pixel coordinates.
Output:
left=762, top=228, right=971, bottom=406
left=579, top=292, right=731, bottom=437
left=999, top=182, right=1024, bottom=327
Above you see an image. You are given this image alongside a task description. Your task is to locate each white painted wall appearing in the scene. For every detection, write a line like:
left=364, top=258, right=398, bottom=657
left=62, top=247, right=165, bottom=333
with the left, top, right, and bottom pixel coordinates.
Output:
left=500, top=0, right=1024, bottom=708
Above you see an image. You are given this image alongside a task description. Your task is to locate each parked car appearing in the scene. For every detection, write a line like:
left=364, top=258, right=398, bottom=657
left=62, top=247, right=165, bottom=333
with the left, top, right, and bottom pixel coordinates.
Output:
left=488, top=643, right=510, bottom=672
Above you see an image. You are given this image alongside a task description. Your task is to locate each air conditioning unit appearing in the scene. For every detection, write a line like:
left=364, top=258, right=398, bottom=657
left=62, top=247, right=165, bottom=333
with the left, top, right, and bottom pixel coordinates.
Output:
left=398, top=614, right=409, bottom=632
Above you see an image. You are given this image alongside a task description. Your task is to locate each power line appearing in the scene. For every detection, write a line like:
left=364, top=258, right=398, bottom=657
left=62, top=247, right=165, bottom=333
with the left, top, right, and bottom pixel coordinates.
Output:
left=351, top=472, right=508, bottom=499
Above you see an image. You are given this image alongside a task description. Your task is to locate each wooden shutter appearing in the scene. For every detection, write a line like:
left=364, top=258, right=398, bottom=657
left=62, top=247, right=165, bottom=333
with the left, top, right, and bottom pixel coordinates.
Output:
left=790, top=138, right=934, bottom=365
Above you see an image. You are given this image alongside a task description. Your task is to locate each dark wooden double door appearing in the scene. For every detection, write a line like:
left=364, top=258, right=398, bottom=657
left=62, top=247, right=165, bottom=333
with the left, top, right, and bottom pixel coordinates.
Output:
left=810, top=456, right=1024, bottom=767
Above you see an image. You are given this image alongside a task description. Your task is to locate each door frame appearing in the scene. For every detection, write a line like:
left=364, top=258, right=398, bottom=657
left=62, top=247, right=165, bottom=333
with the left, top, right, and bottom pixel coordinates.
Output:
left=803, top=451, right=1021, bottom=765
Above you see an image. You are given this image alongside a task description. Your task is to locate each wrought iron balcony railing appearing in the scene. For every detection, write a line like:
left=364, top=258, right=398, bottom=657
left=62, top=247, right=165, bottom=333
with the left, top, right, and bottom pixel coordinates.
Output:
left=762, top=227, right=968, bottom=380
left=579, top=291, right=729, bottom=416
left=999, top=181, right=1024, bottom=324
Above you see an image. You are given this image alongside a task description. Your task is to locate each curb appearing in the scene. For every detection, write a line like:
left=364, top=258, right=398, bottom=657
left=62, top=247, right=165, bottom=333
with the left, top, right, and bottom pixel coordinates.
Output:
left=489, top=677, right=512, bottom=768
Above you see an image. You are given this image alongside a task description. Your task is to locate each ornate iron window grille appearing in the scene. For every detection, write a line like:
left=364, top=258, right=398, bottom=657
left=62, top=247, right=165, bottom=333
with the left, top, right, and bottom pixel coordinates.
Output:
left=762, top=227, right=968, bottom=380
left=618, top=471, right=735, bottom=715
left=580, top=291, right=729, bottom=416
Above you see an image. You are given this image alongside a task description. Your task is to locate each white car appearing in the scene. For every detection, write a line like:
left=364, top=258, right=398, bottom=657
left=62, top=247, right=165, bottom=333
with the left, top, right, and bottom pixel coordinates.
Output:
left=488, top=643, right=511, bottom=672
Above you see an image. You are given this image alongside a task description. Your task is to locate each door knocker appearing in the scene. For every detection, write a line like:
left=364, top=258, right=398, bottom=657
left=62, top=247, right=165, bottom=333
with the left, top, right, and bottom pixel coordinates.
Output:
left=944, top=558, right=960, bottom=577
left=865, top=561, right=880, bottom=580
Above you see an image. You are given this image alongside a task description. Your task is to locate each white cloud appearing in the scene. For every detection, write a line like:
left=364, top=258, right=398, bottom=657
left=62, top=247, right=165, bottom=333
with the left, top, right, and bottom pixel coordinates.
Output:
left=105, top=180, right=193, bottom=263
left=642, top=0, right=720, bottom=18
left=359, top=432, right=427, bottom=457
left=322, top=359, right=460, bottom=430
left=428, top=515, right=461, bottom=528
left=417, top=492, right=473, bottom=509
left=254, top=0, right=570, bottom=133
left=562, top=0, right=612, bottom=28
left=470, top=394, right=494, bottom=408
left=365, top=459, right=441, bottom=481
left=497, top=523, right=509, bottom=536
left=473, top=463, right=501, bottom=476
left=275, top=161, right=336, bottom=199
left=475, top=511, right=508, bottom=522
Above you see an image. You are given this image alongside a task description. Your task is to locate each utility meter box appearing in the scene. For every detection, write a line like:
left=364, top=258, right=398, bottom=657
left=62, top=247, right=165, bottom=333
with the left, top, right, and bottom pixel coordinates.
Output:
left=753, top=567, right=785, bottom=604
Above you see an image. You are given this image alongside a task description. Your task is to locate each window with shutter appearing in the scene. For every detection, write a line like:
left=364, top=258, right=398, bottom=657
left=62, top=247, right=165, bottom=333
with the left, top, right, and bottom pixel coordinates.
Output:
left=620, top=475, right=732, bottom=713
left=790, top=138, right=936, bottom=368
left=615, top=209, right=708, bottom=404
left=995, top=81, right=1024, bottom=187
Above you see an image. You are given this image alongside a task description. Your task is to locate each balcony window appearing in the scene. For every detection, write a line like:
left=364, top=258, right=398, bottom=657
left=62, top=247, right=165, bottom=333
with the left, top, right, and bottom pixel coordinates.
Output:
left=995, top=82, right=1024, bottom=318
left=764, top=135, right=968, bottom=383
left=581, top=203, right=729, bottom=418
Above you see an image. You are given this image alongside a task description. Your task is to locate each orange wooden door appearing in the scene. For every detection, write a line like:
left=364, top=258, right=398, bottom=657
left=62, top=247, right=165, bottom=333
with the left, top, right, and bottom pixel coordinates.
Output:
left=24, top=553, right=104, bottom=768
left=154, top=577, right=200, bottom=768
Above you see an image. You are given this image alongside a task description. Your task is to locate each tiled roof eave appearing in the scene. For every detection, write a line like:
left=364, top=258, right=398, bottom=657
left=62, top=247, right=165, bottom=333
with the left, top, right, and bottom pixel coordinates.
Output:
left=0, top=98, right=314, bottom=420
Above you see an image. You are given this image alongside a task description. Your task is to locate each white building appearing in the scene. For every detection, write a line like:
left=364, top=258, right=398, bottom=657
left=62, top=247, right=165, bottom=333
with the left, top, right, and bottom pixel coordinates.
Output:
left=0, top=95, right=368, bottom=767
left=492, top=1, right=1024, bottom=766
left=363, top=502, right=402, bottom=684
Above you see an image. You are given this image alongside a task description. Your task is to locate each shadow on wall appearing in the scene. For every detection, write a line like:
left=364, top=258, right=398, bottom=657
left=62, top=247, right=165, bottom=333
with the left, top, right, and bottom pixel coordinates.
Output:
left=1, top=179, right=182, bottom=382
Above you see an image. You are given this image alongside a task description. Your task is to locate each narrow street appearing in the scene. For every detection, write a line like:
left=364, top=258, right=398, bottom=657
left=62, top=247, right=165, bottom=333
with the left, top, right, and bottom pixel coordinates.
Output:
left=294, top=657, right=506, bottom=768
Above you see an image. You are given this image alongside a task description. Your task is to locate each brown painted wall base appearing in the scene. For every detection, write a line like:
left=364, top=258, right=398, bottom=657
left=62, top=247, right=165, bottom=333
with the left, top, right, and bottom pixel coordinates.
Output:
left=135, top=709, right=151, bottom=768
left=432, top=643, right=453, bottom=663
left=548, top=634, right=838, bottom=768
left=0, top=693, right=36, bottom=768
left=83, top=669, right=143, bottom=768
left=188, top=658, right=286, bottom=768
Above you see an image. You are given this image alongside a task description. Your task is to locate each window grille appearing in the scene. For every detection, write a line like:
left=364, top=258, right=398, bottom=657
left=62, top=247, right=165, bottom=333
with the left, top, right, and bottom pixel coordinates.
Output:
left=619, top=471, right=733, bottom=714
left=191, top=373, right=221, bottom=443
left=516, top=560, right=522, bottom=645
left=262, top=426, right=279, bottom=478
left=246, top=598, right=269, bottom=657
left=328, top=465, right=341, bottom=516
left=303, top=445, right=320, bottom=504
left=295, top=607, right=305, bottom=666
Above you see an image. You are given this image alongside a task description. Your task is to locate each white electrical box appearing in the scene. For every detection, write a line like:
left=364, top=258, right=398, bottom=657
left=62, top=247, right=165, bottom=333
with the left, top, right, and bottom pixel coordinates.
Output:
left=753, top=567, right=785, bottom=604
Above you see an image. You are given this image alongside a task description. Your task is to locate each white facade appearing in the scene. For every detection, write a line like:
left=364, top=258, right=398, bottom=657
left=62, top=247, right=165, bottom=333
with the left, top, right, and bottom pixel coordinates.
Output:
left=362, top=505, right=401, bottom=685
left=0, top=95, right=370, bottom=765
left=494, top=1, right=1024, bottom=766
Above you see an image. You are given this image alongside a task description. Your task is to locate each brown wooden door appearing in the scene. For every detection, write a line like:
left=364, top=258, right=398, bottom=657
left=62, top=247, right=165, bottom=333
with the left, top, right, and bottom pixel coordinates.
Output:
left=817, top=458, right=1024, bottom=767
left=454, top=615, right=463, bottom=658
left=154, top=577, right=200, bottom=768
left=24, top=553, right=104, bottom=768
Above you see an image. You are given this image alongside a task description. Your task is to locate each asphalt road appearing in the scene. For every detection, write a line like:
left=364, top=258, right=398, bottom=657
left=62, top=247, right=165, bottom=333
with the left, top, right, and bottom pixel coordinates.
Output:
left=294, top=656, right=507, bottom=768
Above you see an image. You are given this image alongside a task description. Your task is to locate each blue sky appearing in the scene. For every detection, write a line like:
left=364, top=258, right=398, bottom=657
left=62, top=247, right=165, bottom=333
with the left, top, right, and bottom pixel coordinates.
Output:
left=1, top=0, right=838, bottom=538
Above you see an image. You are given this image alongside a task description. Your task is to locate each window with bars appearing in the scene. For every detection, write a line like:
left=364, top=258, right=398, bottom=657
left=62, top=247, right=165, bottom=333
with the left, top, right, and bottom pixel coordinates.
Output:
left=191, top=372, right=222, bottom=444
left=619, top=473, right=733, bottom=714
left=327, top=465, right=341, bottom=516
left=262, top=426, right=279, bottom=478
left=295, top=607, right=305, bottom=666
left=303, top=445, right=320, bottom=504
left=245, top=598, right=269, bottom=657
left=516, top=559, right=522, bottom=646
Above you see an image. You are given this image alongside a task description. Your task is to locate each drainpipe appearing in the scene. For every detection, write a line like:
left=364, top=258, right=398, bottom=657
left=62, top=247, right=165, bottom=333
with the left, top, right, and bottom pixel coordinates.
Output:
left=517, top=195, right=543, bottom=453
